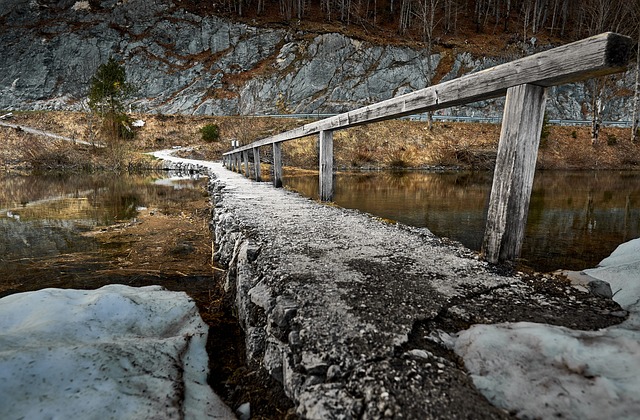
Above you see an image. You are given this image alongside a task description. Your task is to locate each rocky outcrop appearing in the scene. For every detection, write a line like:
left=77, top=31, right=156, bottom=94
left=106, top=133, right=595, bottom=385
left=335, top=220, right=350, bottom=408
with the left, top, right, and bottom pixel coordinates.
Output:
left=0, top=0, right=637, bottom=120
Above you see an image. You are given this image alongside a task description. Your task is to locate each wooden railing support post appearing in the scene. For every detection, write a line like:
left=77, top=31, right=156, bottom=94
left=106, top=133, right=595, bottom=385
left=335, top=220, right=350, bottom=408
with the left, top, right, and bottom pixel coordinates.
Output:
left=235, top=153, right=241, bottom=173
left=319, top=130, right=334, bottom=201
left=272, top=142, right=283, bottom=188
left=253, top=147, right=261, bottom=181
left=243, top=150, right=250, bottom=177
left=482, top=84, right=548, bottom=264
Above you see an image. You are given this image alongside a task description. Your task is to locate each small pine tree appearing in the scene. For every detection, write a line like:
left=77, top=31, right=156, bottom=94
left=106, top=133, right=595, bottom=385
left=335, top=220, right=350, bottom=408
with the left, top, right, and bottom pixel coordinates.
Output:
left=200, top=124, right=220, bottom=142
left=88, top=57, right=136, bottom=143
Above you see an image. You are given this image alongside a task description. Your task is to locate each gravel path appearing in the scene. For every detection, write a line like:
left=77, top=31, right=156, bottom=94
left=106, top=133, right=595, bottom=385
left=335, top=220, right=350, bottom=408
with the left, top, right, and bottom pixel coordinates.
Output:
left=0, top=120, right=100, bottom=146
left=155, top=150, right=624, bottom=419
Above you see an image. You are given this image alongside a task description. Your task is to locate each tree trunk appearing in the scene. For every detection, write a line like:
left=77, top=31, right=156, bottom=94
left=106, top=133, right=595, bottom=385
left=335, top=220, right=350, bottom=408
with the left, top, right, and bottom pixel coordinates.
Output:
left=632, top=37, right=640, bottom=143
left=591, top=79, right=603, bottom=145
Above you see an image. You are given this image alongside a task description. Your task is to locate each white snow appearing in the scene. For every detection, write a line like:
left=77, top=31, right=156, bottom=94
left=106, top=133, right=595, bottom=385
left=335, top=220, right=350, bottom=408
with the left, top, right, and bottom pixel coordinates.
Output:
left=453, top=237, right=640, bottom=419
left=0, top=284, right=235, bottom=419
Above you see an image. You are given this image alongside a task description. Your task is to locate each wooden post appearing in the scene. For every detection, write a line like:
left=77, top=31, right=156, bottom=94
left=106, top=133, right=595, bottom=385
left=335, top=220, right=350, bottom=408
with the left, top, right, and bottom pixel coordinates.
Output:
left=235, top=153, right=241, bottom=173
left=272, top=142, right=283, bottom=188
left=243, top=150, right=250, bottom=177
left=253, top=147, right=261, bottom=181
left=319, top=130, right=334, bottom=201
left=482, top=84, right=548, bottom=264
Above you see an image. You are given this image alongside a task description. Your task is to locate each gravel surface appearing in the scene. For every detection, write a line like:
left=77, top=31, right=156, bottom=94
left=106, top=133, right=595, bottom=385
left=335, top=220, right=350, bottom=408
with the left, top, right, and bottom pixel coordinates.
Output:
left=156, top=151, right=625, bottom=419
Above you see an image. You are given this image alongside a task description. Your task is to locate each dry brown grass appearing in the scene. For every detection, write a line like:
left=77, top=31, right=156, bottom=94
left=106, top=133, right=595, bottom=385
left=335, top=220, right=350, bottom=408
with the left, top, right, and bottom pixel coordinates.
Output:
left=538, top=126, right=640, bottom=170
left=2, top=111, right=639, bottom=172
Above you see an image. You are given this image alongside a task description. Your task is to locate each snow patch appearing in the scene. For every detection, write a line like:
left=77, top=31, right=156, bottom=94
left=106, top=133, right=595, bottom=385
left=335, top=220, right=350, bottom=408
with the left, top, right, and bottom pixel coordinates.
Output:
left=454, top=237, right=640, bottom=419
left=0, top=284, right=235, bottom=419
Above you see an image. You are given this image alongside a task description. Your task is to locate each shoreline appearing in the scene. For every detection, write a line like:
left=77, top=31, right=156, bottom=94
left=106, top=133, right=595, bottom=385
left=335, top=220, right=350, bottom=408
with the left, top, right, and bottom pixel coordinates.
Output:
left=1, top=111, right=639, bottom=172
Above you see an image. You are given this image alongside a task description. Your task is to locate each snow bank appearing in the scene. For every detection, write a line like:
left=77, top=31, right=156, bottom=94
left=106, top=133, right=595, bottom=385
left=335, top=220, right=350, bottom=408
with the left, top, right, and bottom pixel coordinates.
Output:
left=584, top=239, right=640, bottom=317
left=0, top=285, right=234, bottom=419
left=453, top=238, right=640, bottom=419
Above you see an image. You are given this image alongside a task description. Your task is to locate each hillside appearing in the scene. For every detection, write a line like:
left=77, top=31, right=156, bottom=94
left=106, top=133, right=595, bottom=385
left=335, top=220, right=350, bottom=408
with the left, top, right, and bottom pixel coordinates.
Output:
left=2, top=111, right=638, bottom=173
left=0, top=0, right=638, bottom=122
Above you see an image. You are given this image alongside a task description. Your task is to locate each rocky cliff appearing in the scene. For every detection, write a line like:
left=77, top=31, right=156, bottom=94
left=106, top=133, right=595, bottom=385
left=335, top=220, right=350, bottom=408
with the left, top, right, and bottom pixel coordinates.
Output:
left=1, top=0, right=636, bottom=121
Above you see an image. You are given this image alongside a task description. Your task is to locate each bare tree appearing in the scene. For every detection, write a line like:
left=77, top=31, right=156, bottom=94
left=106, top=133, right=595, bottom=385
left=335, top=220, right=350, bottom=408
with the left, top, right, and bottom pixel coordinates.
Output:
left=415, top=0, right=441, bottom=129
left=443, top=0, right=459, bottom=33
left=521, top=0, right=534, bottom=44
left=398, top=0, right=412, bottom=34
left=632, top=33, right=640, bottom=143
left=581, top=0, right=627, bottom=143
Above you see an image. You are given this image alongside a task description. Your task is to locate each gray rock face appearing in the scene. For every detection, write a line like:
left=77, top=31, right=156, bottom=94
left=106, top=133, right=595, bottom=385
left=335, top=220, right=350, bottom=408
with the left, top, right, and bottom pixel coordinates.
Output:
left=0, top=0, right=637, bottom=120
left=240, top=33, right=441, bottom=114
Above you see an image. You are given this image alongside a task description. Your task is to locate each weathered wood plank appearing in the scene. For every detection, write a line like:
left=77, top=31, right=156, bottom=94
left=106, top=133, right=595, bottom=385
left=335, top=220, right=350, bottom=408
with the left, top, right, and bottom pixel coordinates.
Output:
left=319, top=130, right=334, bottom=201
left=253, top=147, right=262, bottom=181
left=482, top=84, right=548, bottom=263
left=272, top=142, right=283, bottom=188
left=242, top=151, right=250, bottom=177
left=225, top=32, right=631, bottom=155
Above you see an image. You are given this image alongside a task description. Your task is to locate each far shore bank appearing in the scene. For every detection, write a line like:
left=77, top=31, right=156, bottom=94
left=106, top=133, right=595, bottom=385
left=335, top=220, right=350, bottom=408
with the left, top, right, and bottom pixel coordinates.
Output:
left=1, top=111, right=639, bottom=173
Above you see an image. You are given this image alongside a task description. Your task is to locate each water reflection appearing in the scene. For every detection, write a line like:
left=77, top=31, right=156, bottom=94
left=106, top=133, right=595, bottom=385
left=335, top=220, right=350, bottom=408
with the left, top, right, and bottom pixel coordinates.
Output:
left=0, top=172, right=205, bottom=265
left=282, top=170, right=640, bottom=272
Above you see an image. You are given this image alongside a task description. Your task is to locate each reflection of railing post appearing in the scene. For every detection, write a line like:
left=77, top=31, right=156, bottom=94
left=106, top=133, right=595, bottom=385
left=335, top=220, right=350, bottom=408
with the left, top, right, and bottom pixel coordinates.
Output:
left=319, top=130, right=334, bottom=202
left=253, top=147, right=261, bottom=181
left=482, top=84, right=547, bottom=264
left=272, top=142, right=283, bottom=188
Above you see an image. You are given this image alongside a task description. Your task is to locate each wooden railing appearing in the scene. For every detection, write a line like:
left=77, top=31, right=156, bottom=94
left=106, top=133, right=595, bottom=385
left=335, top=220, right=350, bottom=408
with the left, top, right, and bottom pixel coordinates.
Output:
left=222, top=32, right=632, bottom=263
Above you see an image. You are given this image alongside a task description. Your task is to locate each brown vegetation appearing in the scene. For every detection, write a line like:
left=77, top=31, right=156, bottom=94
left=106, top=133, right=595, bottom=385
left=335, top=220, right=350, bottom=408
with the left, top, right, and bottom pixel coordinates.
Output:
left=1, top=111, right=639, bottom=173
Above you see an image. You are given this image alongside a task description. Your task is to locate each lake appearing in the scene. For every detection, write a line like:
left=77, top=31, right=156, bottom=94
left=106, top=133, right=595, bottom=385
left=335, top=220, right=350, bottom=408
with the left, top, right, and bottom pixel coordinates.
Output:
left=0, top=172, right=206, bottom=287
left=282, top=170, right=640, bottom=272
left=1, top=170, right=638, bottom=275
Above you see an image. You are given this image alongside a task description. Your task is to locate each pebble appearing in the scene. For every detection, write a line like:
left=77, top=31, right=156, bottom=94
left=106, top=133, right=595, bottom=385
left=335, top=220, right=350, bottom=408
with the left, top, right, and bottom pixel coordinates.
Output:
left=588, top=280, right=613, bottom=299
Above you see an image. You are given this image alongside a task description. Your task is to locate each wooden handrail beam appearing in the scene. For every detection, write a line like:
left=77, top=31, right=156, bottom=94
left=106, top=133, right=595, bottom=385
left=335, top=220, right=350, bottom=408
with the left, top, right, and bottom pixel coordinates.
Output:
left=224, top=32, right=631, bottom=155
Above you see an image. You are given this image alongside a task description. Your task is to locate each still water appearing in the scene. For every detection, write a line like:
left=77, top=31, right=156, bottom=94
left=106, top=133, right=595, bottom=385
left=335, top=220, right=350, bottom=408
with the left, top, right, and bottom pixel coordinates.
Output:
left=2, top=170, right=638, bottom=274
left=0, top=172, right=205, bottom=281
left=282, top=170, right=640, bottom=272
